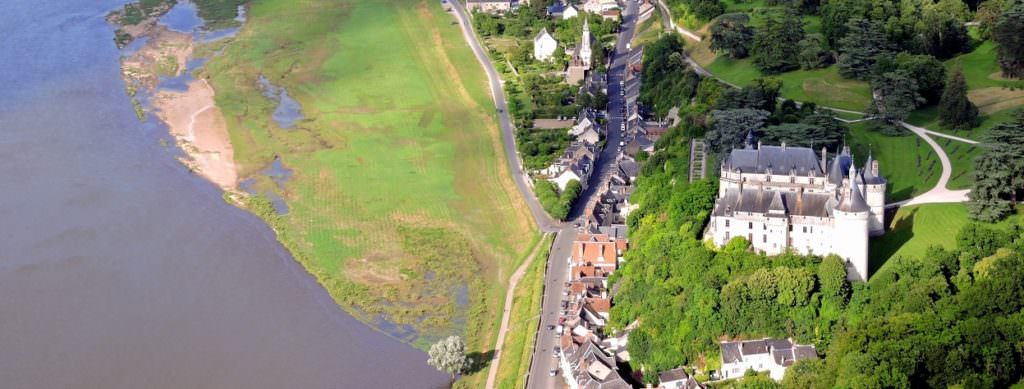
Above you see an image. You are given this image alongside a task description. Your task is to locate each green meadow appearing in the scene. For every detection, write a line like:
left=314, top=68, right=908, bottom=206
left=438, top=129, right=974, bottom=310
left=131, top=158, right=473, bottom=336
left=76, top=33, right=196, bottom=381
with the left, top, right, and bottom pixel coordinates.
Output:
left=847, top=121, right=940, bottom=202
left=870, top=204, right=1022, bottom=274
left=200, top=0, right=538, bottom=367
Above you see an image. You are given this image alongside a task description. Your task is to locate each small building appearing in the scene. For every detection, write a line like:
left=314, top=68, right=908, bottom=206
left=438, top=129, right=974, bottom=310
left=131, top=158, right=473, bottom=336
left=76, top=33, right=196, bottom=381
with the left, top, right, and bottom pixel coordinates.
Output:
left=534, top=28, right=558, bottom=62
left=563, top=4, right=579, bottom=19
left=466, top=0, right=512, bottom=13
left=571, top=232, right=628, bottom=273
left=548, top=2, right=579, bottom=19
left=582, top=0, right=620, bottom=14
left=560, top=335, right=632, bottom=389
left=719, top=338, right=818, bottom=381
left=545, top=142, right=599, bottom=191
left=658, top=367, right=705, bottom=389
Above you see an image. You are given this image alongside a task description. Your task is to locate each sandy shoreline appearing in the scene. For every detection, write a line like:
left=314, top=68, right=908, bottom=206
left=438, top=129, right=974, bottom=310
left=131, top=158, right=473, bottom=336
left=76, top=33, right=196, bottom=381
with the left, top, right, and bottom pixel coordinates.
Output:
left=116, top=19, right=238, bottom=190
left=153, top=79, right=238, bottom=189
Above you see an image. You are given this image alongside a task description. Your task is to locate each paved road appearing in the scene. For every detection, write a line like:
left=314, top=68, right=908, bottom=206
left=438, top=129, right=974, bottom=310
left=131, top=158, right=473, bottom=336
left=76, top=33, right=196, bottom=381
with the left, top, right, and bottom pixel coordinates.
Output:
left=524, top=227, right=576, bottom=389
left=654, top=0, right=703, bottom=41
left=448, top=0, right=561, bottom=233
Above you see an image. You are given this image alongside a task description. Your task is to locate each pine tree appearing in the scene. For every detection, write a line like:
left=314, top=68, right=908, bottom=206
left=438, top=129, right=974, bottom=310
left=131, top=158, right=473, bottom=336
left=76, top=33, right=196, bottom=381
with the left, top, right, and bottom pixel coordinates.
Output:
left=710, top=13, right=755, bottom=59
left=837, top=18, right=892, bottom=80
left=992, top=1, right=1024, bottom=78
left=752, top=8, right=804, bottom=74
left=869, top=70, right=924, bottom=126
left=969, top=111, right=1024, bottom=221
left=938, top=68, right=979, bottom=130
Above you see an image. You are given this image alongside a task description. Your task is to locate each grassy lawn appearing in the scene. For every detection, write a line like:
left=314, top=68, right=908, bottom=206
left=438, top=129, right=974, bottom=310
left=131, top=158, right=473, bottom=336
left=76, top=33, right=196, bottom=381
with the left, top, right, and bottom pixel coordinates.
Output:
left=945, top=41, right=1024, bottom=90
left=847, top=121, right=940, bottom=202
left=632, top=12, right=665, bottom=47
left=870, top=204, right=1023, bottom=274
left=705, top=58, right=871, bottom=111
left=201, top=0, right=537, bottom=364
left=938, top=137, right=982, bottom=190
left=494, top=235, right=553, bottom=389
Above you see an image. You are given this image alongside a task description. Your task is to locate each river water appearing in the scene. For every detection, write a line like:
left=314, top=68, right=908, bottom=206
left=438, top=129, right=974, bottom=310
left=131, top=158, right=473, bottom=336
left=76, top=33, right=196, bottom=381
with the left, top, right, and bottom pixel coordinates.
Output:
left=0, top=1, right=448, bottom=388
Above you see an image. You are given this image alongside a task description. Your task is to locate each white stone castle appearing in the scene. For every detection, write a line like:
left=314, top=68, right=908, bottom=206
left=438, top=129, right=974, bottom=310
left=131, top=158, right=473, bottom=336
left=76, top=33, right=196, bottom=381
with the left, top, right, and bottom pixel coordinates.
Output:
left=704, top=135, right=886, bottom=281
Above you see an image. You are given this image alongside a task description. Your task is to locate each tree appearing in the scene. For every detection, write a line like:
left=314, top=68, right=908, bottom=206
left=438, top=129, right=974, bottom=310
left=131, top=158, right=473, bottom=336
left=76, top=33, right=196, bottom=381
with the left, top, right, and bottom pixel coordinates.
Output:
left=797, top=34, right=832, bottom=70
left=710, top=13, right=755, bottom=59
left=876, top=53, right=947, bottom=105
left=715, top=77, right=782, bottom=113
left=707, top=109, right=770, bottom=153
left=427, top=335, right=469, bottom=379
left=939, top=68, right=979, bottom=130
left=752, top=8, right=804, bottom=73
left=869, top=70, right=924, bottom=126
left=837, top=18, right=892, bottom=80
left=761, top=121, right=845, bottom=150
left=969, top=111, right=1024, bottom=221
left=992, top=1, right=1024, bottom=78
left=976, top=0, right=1007, bottom=39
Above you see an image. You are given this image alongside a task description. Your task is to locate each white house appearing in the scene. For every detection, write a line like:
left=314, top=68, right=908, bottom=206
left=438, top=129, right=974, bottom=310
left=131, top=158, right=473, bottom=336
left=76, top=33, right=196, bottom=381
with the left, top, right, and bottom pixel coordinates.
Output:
left=658, top=367, right=705, bottom=389
left=534, top=28, right=558, bottom=62
left=466, top=0, right=512, bottom=13
left=563, top=4, right=579, bottom=19
left=703, top=137, right=886, bottom=282
left=578, top=126, right=600, bottom=145
left=719, top=338, right=817, bottom=381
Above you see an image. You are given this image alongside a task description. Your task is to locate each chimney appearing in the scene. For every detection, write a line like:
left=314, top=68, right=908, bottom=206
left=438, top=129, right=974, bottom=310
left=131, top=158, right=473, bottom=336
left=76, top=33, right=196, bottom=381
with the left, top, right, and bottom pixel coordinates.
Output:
left=821, top=147, right=827, bottom=171
left=757, top=140, right=762, bottom=149
left=872, top=160, right=879, bottom=177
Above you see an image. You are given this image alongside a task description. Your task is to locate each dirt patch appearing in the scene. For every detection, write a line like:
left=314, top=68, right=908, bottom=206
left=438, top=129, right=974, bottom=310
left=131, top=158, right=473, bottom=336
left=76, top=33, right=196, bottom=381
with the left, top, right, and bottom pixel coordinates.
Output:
left=967, top=87, right=1024, bottom=115
left=153, top=79, right=238, bottom=189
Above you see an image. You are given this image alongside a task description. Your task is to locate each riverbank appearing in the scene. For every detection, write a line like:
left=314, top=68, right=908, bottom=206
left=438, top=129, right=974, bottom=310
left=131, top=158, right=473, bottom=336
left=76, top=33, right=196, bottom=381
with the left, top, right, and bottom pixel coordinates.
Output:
left=195, top=0, right=538, bottom=380
left=112, top=5, right=238, bottom=190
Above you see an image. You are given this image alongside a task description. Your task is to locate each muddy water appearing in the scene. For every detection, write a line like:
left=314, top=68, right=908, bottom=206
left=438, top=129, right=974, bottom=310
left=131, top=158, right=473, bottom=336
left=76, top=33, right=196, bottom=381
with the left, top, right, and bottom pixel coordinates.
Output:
left=0, top=1, right=448, bottom=388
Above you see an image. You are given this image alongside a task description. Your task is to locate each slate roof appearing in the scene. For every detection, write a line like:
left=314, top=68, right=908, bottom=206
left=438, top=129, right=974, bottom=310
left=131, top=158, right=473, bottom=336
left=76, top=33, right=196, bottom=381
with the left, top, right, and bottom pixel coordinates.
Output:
left=658, top=368, right=690, bottom=382
left=720, top=338, right=818, bottom=366
left=565, top=339, right=632, bottom=389
left=836, top=165, right=869, bottom=213
left=712, top=188, right=832, bottom=218
left=721, top=342, right=742, bottom=363
left=725, top=145, right=823, bottom=177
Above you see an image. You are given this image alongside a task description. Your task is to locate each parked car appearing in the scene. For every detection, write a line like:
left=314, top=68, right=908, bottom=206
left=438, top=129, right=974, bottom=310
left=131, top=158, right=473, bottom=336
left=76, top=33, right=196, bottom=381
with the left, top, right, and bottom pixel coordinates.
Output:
left=549, top=369, right=558, bottom=377
left=619, top=141, right=625, bottom=147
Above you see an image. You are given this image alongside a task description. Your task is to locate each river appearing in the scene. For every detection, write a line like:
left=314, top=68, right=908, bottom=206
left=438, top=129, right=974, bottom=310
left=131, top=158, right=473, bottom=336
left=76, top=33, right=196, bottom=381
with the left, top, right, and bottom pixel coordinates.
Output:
left=0, top=1, right=448, bottom=388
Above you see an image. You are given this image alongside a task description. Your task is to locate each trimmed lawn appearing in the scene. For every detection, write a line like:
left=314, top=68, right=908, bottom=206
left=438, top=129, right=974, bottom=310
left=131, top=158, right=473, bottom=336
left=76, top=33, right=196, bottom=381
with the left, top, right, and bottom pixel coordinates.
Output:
left=705, top=58, right=871, bottom=112
left=870, top=204, right=1023, bottom=274
left=847, top=121, right=940, bottom=202
left=202, top=0, right=536, bottom=362
left=945, top=41, right=1024, bottom=90
left=938, top=137, right=981, bottom=190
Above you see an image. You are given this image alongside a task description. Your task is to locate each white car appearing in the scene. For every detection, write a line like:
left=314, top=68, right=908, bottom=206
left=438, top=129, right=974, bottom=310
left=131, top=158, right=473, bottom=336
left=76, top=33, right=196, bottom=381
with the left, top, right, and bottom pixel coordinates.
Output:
left=619, top=141, right=625, bottom=147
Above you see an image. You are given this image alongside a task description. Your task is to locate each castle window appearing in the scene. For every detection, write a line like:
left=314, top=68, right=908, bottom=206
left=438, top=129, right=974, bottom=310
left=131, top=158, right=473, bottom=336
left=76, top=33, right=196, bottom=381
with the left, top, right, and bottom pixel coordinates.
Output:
left=763, top=223, right=766, bottom=230
left=725, top=220, right=730, bottom=227
left=788, top=225, right=793, bottom=232
left=762, top=235, right=767, bottom=243
left=748, top=222, right=753, bottom=229
left=725, top=232, right=730, bottom=240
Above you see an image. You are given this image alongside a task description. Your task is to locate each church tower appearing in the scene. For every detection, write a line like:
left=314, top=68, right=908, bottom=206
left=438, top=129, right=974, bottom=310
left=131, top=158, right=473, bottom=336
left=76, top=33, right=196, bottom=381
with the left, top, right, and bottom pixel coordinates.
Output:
left=580, top=19, right=592, bottom=68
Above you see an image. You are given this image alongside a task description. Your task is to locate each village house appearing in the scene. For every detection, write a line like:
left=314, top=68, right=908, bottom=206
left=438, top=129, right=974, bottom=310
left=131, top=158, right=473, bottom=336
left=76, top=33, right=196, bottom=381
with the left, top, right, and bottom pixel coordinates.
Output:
left=657, top=367, right=705, bottom=389
left=548, top=2, right=579, bottom=19
left=545, top=141, right=598, bottom=191
left=465, top=0, right=512, bottom=13
left=571, top=232, right=628, bottom=273
left=719, top=338, right=818, bottom=381
left=559, top=333, right=632, bottom=389
left=534, top=28, right=559, bottom=62
left=582, top=0, right=620, bottom=14
left=704, top=138, right=886, bottom=282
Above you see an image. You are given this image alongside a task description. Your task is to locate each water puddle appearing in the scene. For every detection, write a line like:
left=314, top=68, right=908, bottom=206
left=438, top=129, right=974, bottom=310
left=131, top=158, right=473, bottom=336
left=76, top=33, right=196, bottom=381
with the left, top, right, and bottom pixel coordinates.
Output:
left=238, top=157, right=292, bottom=215
left=257, top=75, right=305, bottom=129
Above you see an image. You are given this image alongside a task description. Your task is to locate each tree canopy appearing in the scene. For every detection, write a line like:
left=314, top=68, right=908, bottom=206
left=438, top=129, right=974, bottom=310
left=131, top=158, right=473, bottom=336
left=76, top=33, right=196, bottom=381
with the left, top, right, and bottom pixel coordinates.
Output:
left=427, top=335, right=469, bottom=379
left=939, top=68, right=979, bottom=130
left=752, top=8, right=804, bottom=74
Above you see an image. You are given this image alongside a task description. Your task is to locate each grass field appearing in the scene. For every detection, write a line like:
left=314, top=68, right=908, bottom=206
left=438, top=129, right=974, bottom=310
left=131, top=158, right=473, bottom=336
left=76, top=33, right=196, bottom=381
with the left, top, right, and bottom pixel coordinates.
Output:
left=632, top=11, right=665, bottom=47
left=493, top=235, right=552, bottom=389
left=870, top=204, right=1023, bottom=274
left=200, top=0, right=537, bottom=368
left=847, top=121, right=940, bottom=202
left=704, top=58, right=872, bottom=111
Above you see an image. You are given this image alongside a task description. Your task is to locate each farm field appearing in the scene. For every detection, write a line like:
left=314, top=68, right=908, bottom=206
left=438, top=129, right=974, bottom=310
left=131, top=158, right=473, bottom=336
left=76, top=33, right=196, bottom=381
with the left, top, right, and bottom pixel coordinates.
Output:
left=200, top=0, right=537, bottom=366
left=870, top=204, right=1023, bottom=274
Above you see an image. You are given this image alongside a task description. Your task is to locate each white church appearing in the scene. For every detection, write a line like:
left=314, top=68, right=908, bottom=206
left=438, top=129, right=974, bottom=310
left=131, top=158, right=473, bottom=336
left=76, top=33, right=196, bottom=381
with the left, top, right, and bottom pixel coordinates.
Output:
left=704, top=135, right=886, bottom=281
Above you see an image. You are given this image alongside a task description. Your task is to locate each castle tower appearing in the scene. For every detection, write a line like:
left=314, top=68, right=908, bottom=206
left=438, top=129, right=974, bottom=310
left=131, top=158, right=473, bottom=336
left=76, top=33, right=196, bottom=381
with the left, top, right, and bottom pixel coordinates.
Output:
left=580, top=19, right=592, bottom=68
left=833, top=164, right=870, bottom=281
left=861, top=152, right=887, bottom=235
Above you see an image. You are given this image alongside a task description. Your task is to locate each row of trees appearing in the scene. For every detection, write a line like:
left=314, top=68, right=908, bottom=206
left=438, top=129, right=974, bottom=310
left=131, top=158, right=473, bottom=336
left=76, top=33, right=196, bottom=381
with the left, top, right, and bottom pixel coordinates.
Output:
left=535, top=179, right=581, bottom=221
